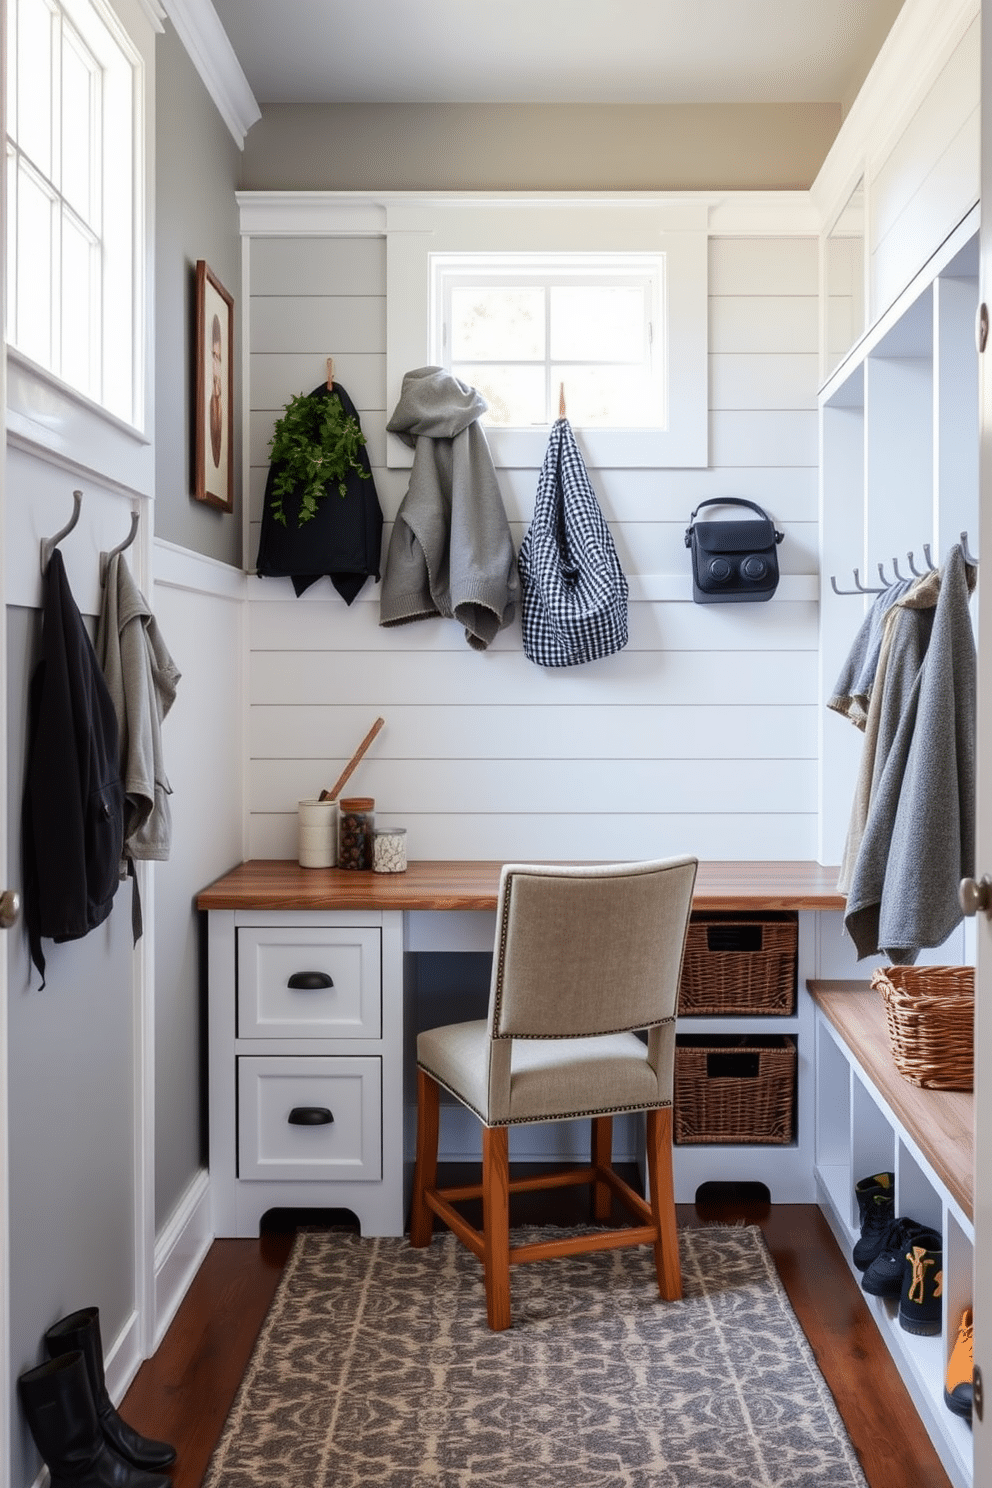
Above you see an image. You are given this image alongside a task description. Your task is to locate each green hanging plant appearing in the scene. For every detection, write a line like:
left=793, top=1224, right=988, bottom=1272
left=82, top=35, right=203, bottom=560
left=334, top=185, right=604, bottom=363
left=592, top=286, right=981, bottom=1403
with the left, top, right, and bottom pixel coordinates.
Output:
left=267, top=389, right=370, bottom=526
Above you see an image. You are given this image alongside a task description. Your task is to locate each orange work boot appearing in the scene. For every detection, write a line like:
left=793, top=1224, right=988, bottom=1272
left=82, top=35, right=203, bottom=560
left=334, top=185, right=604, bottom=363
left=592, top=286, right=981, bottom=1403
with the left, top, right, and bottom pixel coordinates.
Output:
left=944, top=1307, right=973, bottom=1421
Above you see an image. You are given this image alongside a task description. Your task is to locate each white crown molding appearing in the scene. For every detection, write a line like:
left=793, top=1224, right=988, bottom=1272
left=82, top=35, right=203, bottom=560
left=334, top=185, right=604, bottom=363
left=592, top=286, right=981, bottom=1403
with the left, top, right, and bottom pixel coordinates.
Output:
left=811, top=0, right=979, bottom=227
left=236, top=189, right=816, bottom=239
left=161, top=0, right=260, bottom=149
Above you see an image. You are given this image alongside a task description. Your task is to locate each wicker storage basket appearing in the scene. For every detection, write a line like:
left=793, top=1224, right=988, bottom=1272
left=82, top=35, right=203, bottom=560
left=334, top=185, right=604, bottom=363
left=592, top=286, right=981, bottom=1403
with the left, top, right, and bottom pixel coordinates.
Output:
left=673, top=1035, right=796, bottom=1145
left=678, top=914, right=797, bottom=1016
left=871, top=965, right=974, bottom=1091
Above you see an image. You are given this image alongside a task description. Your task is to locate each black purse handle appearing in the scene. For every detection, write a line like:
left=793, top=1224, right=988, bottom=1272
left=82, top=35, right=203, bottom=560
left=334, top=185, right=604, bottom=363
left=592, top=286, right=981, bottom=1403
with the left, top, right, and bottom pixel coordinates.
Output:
left=685, top=498, right=783, bottom=547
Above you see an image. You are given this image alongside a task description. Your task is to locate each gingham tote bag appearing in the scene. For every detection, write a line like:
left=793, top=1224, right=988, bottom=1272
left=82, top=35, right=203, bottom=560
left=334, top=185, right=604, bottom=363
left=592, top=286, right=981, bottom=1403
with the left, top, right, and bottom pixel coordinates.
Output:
left=518, top=419, right=629, bottom=667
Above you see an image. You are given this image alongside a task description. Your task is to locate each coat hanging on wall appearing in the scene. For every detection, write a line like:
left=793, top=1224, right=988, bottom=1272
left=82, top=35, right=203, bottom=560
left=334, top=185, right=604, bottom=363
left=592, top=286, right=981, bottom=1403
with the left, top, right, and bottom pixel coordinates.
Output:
left=23, top=550, right=124, bottom=986
left=518, top=416, right=628, bottom=667
left=255, top=380, right=384, bottom=603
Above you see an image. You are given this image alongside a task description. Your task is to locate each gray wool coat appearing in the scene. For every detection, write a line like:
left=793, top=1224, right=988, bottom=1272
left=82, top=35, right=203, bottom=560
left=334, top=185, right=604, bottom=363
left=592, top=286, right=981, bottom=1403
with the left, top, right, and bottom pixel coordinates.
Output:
left=844, top=543, right=977, bottom=962
left=379, top=367, right=519, bottom=651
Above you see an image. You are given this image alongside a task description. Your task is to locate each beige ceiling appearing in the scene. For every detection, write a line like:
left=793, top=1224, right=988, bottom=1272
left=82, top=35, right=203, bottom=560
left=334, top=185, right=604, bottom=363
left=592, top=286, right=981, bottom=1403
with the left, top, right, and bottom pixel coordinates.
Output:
left=211, top=0, right=906, bottom=113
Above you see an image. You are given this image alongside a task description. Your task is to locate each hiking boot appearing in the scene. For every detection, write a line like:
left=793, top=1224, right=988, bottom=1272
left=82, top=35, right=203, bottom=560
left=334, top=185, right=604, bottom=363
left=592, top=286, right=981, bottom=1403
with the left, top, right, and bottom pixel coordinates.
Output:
left=899, top=1235, right=943, bottom=1335
left=945, top=1307, right=974, bottom=1421
left=860, top=1218, right=935, bottom=1297
left=852, top=1191, right=896, bottom=1269
left=855, top=1171, right=894, bottom=1227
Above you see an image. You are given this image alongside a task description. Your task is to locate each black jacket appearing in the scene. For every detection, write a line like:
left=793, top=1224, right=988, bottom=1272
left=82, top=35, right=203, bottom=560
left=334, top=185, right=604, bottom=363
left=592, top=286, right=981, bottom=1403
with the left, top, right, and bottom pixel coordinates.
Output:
left=22, top=551, right=124, bottom=984
left=255, top=381, right=384, bottom=603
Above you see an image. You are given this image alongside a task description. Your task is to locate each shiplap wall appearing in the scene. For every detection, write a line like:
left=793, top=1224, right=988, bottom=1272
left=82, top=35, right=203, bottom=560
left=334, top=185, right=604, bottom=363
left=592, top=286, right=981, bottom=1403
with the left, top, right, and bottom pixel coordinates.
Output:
left=245, top=232, right=819, bottom=862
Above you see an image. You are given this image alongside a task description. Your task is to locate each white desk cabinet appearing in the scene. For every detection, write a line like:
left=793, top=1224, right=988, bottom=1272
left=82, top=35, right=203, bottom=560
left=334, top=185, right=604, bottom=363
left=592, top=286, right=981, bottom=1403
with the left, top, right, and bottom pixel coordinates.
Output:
left=206, top=908, right=408, bottom=1237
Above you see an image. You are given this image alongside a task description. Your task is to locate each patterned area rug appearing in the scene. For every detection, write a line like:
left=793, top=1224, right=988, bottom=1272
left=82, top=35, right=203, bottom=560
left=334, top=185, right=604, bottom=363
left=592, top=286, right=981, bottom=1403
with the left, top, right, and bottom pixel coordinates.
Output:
left=202, top=1225, right=867, bottom=1488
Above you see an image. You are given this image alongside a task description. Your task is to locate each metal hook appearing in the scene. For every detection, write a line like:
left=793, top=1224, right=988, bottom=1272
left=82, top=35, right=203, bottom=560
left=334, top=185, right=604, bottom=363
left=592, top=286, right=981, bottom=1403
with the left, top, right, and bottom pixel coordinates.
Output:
left=853, top=568, right=885, bottom=594
left=907, top=550, right=925, bottom=577
left=877, top=562, right=893, bottom=587
left=922, top=543, right=936, bottom=572
left=100, top=511, right=140, bottom=584
left=961, top=530, right=979, bottom=566
left=890, top=557, right=904, bottom=580
left=830, top=574, right=861, bottom=595
left=40, top=489, right=83, bottom=575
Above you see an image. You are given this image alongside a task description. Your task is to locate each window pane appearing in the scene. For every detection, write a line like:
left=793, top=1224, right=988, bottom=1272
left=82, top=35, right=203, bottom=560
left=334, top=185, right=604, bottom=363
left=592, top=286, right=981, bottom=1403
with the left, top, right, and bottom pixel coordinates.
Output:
left=61, top=26, right=96, bottom=222
left=552, top=364, right=659, bottom=427
left=16, top=0, right=55, bottom=176
left=452, top=363, right=546, bottom=427
left=61, top=210, right=96, bottom=395
left=550, top=286, right=646, bottom=362
left=450, top=286, right=544, bottom=360
left=16, top=163, right=54, bottom=366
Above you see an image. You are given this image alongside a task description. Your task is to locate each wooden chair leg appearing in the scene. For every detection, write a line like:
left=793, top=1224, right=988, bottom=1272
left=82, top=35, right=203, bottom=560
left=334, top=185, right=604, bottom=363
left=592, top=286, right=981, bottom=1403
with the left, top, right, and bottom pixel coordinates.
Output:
left=646, top=1106, right=681, bottom=1300
left=591, top=1115, right=613, bottom=1222
left=410, top=1069, right=440, bottom=1247
left=482, top=1125, right=511, bottom=1330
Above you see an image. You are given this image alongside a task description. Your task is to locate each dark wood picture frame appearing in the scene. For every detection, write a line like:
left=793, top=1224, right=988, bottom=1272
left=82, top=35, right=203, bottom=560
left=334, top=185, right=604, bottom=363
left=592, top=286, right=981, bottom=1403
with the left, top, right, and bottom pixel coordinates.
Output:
left=194, top=260, right=235, bottom=512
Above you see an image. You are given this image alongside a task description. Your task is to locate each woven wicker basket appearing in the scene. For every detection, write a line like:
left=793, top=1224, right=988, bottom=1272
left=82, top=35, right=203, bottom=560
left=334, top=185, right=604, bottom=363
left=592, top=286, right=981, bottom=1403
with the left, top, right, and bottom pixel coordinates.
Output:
left=871, top=965, right=974, bottom=1091
left=673, top=1035, right=796, bottom=1145
left=678, top=914, right=797, bottom=1016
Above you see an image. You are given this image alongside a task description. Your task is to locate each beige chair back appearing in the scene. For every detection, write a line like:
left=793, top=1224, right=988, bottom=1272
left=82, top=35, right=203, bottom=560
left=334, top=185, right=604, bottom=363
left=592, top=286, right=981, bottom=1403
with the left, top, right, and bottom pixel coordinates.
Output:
left=489, top=857, right=697, bottom=1040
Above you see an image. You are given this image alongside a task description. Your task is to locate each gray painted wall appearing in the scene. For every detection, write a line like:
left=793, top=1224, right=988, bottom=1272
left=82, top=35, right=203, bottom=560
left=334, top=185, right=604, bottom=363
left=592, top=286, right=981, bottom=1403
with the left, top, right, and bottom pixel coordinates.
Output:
left=152, top=25, right=245, bottom=1223
left=155, top=24, right=244, bottom=569
left=239, top=101, right=842, bottom=192
left=6, top=604, right=137, bottom=1488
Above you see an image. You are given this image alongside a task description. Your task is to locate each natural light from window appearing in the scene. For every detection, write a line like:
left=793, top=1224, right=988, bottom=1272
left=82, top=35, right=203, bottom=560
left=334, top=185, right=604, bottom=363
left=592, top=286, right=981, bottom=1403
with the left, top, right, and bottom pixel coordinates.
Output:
left=5, top=0, right=137, bottom=424
left=434, top=254, right=666, bottom=429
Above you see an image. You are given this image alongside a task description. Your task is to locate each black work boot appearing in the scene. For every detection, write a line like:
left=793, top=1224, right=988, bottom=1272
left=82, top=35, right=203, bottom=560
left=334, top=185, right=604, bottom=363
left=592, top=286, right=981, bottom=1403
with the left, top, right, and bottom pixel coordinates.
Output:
left=852, top=1190, right=896, bottom=1269
left=899, top=1237, right=944, bottom=1335
left=860, top=1218, right=935, bottom=1296
left=18, top=1352, right=170, bottom=1488
left=45, top=1308, right=176, bottom=1471
left=854, top=1171, right=894, bottom=1226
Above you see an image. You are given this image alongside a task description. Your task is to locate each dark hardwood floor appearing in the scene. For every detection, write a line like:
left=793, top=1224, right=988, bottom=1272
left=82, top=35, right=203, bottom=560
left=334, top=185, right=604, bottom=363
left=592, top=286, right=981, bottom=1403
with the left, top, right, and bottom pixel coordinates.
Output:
left=120, top=1177, right=955, bottom=1488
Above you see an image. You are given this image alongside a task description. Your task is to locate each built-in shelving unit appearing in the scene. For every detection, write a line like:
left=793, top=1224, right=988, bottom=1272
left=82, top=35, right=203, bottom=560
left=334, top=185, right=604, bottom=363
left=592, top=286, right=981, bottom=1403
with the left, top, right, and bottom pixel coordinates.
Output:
left=810, top=982, right=973, bottom=1488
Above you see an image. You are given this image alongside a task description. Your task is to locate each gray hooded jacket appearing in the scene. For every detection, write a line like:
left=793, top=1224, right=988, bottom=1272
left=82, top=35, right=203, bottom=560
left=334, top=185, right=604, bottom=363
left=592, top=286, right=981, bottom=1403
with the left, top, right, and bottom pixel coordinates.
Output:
left=380, top=368, right=519, bottom=651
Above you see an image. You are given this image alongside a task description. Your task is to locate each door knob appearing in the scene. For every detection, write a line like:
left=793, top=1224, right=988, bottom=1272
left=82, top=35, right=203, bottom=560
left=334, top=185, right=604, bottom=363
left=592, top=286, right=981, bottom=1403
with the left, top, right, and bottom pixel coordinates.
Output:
left=959, top=875, right=992, bottom=917
left=0, top=889, right=21, bottom=929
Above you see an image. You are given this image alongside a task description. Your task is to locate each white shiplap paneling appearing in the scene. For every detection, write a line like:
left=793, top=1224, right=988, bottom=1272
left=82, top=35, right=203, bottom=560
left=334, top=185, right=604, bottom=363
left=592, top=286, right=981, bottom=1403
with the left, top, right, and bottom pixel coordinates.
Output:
left=245, top=229, right=820, bottom=863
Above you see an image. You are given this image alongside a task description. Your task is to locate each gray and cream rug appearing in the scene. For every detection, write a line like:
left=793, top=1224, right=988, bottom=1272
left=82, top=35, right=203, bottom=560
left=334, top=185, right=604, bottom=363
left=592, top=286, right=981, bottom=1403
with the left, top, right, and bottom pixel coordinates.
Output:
left=203, top=1225, right=868, bottom=1488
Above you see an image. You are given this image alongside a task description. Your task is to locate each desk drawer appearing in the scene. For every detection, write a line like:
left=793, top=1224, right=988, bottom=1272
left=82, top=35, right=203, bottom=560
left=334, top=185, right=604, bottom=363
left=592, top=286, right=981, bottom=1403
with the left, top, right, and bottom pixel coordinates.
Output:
left=238, top=1056, right=381, bottom=1181
left=237, top=927, right=381, bottom=1039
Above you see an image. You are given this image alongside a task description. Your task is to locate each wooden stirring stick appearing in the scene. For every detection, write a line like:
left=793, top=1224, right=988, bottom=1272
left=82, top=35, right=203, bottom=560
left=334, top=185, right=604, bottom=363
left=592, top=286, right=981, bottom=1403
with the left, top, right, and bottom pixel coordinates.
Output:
left=321, top=717, right=385, bottom=802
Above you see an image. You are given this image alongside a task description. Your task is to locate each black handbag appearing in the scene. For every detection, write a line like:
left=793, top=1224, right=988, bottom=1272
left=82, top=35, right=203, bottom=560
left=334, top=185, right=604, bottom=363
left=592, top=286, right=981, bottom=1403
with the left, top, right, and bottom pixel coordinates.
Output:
left=684, top=498, right=783, bottom=604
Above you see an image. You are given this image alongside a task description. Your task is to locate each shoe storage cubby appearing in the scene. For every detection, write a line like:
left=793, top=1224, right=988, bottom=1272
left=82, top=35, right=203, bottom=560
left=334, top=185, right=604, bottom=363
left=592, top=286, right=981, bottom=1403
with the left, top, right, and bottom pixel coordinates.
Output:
left=811, top=984, right=974, bottom=1488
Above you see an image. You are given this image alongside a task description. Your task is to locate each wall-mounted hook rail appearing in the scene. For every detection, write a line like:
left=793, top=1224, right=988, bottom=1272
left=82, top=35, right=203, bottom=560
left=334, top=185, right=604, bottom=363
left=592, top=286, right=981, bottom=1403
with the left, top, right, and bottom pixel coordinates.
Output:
left=830, top=568, right=886, bottom=596
left=99, top=511, right=140, bottom=584
left=40, top=489, right=83, bottom=575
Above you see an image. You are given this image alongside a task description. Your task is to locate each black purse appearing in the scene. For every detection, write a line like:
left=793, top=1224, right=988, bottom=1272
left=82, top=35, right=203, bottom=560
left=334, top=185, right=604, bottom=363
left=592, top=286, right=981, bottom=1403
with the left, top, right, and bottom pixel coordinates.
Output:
left=684, top=498, right=783, bottom=604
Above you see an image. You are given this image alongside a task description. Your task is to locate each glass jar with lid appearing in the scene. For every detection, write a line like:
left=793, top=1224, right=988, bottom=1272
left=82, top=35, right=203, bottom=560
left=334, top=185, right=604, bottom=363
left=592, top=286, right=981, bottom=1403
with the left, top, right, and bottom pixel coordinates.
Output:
left=337, top=797, right=375, bottom=869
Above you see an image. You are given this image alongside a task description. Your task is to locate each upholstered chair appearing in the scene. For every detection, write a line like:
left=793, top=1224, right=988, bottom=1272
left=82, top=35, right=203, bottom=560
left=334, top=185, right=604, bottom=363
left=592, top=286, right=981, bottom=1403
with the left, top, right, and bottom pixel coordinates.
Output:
left=410, top=856, right=698, bottom=1330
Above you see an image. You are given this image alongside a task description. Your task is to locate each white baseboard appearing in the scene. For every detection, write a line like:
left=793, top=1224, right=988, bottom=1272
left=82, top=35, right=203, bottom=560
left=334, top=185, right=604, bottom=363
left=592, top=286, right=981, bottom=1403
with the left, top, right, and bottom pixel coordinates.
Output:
left=152, top=1168, right=213, bottom=1350
left=97, top=1169, right=213, bottom=1412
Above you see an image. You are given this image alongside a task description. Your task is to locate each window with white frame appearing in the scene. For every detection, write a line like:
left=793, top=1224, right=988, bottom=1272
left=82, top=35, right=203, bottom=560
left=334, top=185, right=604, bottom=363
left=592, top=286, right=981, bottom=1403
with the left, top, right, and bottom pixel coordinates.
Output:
left=5, top=0, right=137, bottom=424
left=433, top=254, right=665, bottom=430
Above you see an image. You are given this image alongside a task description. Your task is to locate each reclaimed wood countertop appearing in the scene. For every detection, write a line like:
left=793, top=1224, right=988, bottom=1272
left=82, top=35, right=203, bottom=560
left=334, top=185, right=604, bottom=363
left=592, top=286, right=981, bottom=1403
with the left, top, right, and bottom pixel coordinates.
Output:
left=808, top=980, right=973, bottom=1221
left=197, top=858, right=847, bottom=913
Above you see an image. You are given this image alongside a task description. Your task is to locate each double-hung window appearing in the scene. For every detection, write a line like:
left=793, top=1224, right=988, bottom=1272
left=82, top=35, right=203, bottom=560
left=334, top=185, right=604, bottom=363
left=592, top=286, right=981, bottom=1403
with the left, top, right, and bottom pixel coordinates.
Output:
left=6, top=0, right=137, bottom=424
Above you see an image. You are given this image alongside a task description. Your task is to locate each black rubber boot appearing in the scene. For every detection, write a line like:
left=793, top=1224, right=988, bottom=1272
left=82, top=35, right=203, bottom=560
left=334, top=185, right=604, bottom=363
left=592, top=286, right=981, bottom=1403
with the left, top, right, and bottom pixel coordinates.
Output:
left=45, top=1308, right=176, bottom=1471
left=18, top=1352, right=170, bottom=1488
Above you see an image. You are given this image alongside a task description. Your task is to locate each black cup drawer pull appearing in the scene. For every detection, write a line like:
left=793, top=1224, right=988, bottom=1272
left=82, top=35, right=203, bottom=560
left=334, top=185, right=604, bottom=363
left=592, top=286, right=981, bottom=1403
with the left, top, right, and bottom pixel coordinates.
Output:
left=288, top=1106, right=334, bottom=1126
left=286, top=971, right=334, bottom=990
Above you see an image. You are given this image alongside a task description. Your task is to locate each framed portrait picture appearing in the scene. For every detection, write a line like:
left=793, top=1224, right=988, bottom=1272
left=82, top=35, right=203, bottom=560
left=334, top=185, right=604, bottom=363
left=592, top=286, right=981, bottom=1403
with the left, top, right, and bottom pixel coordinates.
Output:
left=194, top=260, right=234, bottom=512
